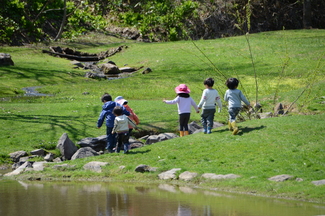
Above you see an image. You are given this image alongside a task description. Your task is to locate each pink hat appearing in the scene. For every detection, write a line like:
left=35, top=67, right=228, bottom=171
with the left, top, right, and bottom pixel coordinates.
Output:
left=175, top=84, right=190, bottom=94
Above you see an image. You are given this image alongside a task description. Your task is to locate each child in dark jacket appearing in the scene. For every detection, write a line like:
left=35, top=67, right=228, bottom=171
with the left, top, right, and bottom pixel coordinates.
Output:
left=97, top=93, right=130, bottom=153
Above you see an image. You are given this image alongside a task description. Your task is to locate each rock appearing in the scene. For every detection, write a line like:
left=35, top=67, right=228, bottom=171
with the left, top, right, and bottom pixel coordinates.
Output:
left=30, top=149, right=45, bottom=156
left=83, top=161, right=109, bottom=173
left=44, top=153, right=55, bottom=162
left=101, top=63, right=120, bottom=74
left=311, top=179, right=325, bottom=186
left=179, top=171, right=198, bottom=181
left=71, top=147, right=99, bottom=160
left=119, top=67, right=137, bottom=73
left=158, top=168, right=181, bottom=180
left=84, top=71, right=106, bottom=79
left=274, top=103, right=284, bottom=115
left=223, top=174, right=241, bottom=179
left=145, top=133, right=178, bottom=145
left=32, top=162, right=47, bottom=171
left=9, top=151, right=28, bottom=163
left=0, top=53, right=14, bottom=66
left=77, top=136, right=107, bottom=152
left=201, top=173, right=240, bottom=180
left=52, top=164, right=76, bottom=170
left=188, top=121, right=202, bottom=134
left=4, top=161, right=29, bottom=176
left=202, top=173, right=225, bottom=180
left=268, top=174, right=294, bottom=182
left=56, top=133, right=78, bottom=160
left=135, top=164, right=157, bottom=173
left=141, top=67, right=152, bottom=74
left=257, top=112, right=273, bottom=119
left=129, top=137, right=144, bottom=149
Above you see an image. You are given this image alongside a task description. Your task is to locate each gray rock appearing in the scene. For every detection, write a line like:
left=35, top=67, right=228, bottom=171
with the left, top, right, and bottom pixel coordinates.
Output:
left=77, top=136, right=106, bottom=152
left=179, top=171, right=198, bottom=181
left=71, top=147, right=99, bottom=160
left=30, top=149, right=45, bottom=156
left=145, top=133, right=178, bottom=145
left=4, top=162, right=29, bottom=176
left=83, top=161, right=109, bottom=173
left=311, top=179, right=325, bottom=186
left=101, top=63, right=120, bottom=74
left=44, top=153, right=55, bottom=162
left=268, top=174, right=294, bottom=182
left=202, top=173, right=225, bottom=180
left=52, top=164, right=76, bottom=170
left=158, top=168, right=181, bottom=180
left=119, top=67, right=137, bottom=73
left=258, top=112, right=273, bottom=119
left=32, top=162, right=47, bottom=171
left=0, top=53, right=14, bottom=66
left=135, top=164, right=148, bottom=173
left=9, top=151, right=28, bottom=163
left=56, top=133, right=78, bottom=160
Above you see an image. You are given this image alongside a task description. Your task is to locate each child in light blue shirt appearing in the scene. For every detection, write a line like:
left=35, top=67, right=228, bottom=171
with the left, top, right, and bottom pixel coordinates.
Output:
left=224, top=78, right=250, bottom=135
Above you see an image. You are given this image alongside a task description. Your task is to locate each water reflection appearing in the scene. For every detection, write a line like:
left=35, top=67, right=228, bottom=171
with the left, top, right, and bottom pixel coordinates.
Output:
left=0, top=179, right=324, bottom=216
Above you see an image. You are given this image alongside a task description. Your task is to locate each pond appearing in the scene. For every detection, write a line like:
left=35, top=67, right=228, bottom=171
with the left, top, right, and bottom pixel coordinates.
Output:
left=0, top=178, right=324, bottom=216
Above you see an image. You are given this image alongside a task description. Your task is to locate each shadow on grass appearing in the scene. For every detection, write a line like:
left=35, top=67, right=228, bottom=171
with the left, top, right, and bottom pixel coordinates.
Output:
left=0, top=113, right=93, bottom=141
left=238, top=125, right=267, bottom=135
left=215, top=125, right=266, bottom=135
left=128, top=149, right=151, bottom=155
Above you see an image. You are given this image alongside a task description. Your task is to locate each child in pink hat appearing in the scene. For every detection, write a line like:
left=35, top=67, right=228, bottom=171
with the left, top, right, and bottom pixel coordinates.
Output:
left=163, top=84, right=199, bottom=137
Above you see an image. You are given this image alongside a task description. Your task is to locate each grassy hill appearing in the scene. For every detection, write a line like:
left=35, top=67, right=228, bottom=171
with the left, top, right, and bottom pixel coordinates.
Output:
left=0, top=30, right=324, bottom=202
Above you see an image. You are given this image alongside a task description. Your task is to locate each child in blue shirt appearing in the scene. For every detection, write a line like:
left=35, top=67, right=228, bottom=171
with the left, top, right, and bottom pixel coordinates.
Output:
left=224, top=78, right=250, bottom=135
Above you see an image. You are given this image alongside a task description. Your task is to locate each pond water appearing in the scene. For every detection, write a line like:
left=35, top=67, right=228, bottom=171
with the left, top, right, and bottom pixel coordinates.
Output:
left=0, top=178, right=324, bottom=216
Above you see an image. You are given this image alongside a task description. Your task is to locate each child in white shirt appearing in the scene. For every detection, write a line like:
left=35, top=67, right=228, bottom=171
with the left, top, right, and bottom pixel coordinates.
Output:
left=112, top=106, right=137, bottom=153
left=198, top=78, right=222, bottom=134
left=163, top=84, right=199, bottom=137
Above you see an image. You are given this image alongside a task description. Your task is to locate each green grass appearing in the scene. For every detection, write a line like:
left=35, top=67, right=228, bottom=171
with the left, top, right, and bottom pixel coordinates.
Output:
left=0, top=30, right=325, bottom=202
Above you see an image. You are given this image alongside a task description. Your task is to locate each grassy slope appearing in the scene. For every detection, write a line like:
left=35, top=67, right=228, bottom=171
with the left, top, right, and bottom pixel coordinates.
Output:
left=0, top=30, right=325, bottom=202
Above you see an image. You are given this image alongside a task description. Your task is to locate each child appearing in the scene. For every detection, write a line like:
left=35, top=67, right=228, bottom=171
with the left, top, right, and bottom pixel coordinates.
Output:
left=163, top=84, right=199, bottom=137
left=114, top=96, right=140, bottom=136
left=112, top=106, right=138, bottom=153
left=97, top=93, right=130, bottom=153
left=197, top=78, right=222, bottom=134
left=224, top=78, right=250, bottom=135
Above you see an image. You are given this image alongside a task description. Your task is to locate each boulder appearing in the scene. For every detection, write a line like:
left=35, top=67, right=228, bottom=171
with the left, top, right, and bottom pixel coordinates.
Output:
left=83, top=161, right=109, bottom=173
left=71, top=147, right=99, bottom=160
left=30, top=149, right=45, bottom=157
left=311, top=179, right=325, bottom=186
left=158, top=168, right=181, bottom=180
left=0, top=53, right=14, bottom=66
left=101, top=63, right=120, bottom=74
left=179, top=171, right=198, bottom=181
left=268, top=174, right=294, bottom=182
left=145, top=133, right=178, bottom=145
left=77, top=136, right=107, bottom=152
left=56, top=133, right=78, bottom=160
left=9, top=151, right=28, bottom=163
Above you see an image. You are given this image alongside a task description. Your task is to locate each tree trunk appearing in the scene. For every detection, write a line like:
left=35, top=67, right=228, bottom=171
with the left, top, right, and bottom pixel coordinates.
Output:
left=303, top=0, right=312, bottom=28
left=54, top=0, right=67, bottom=41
